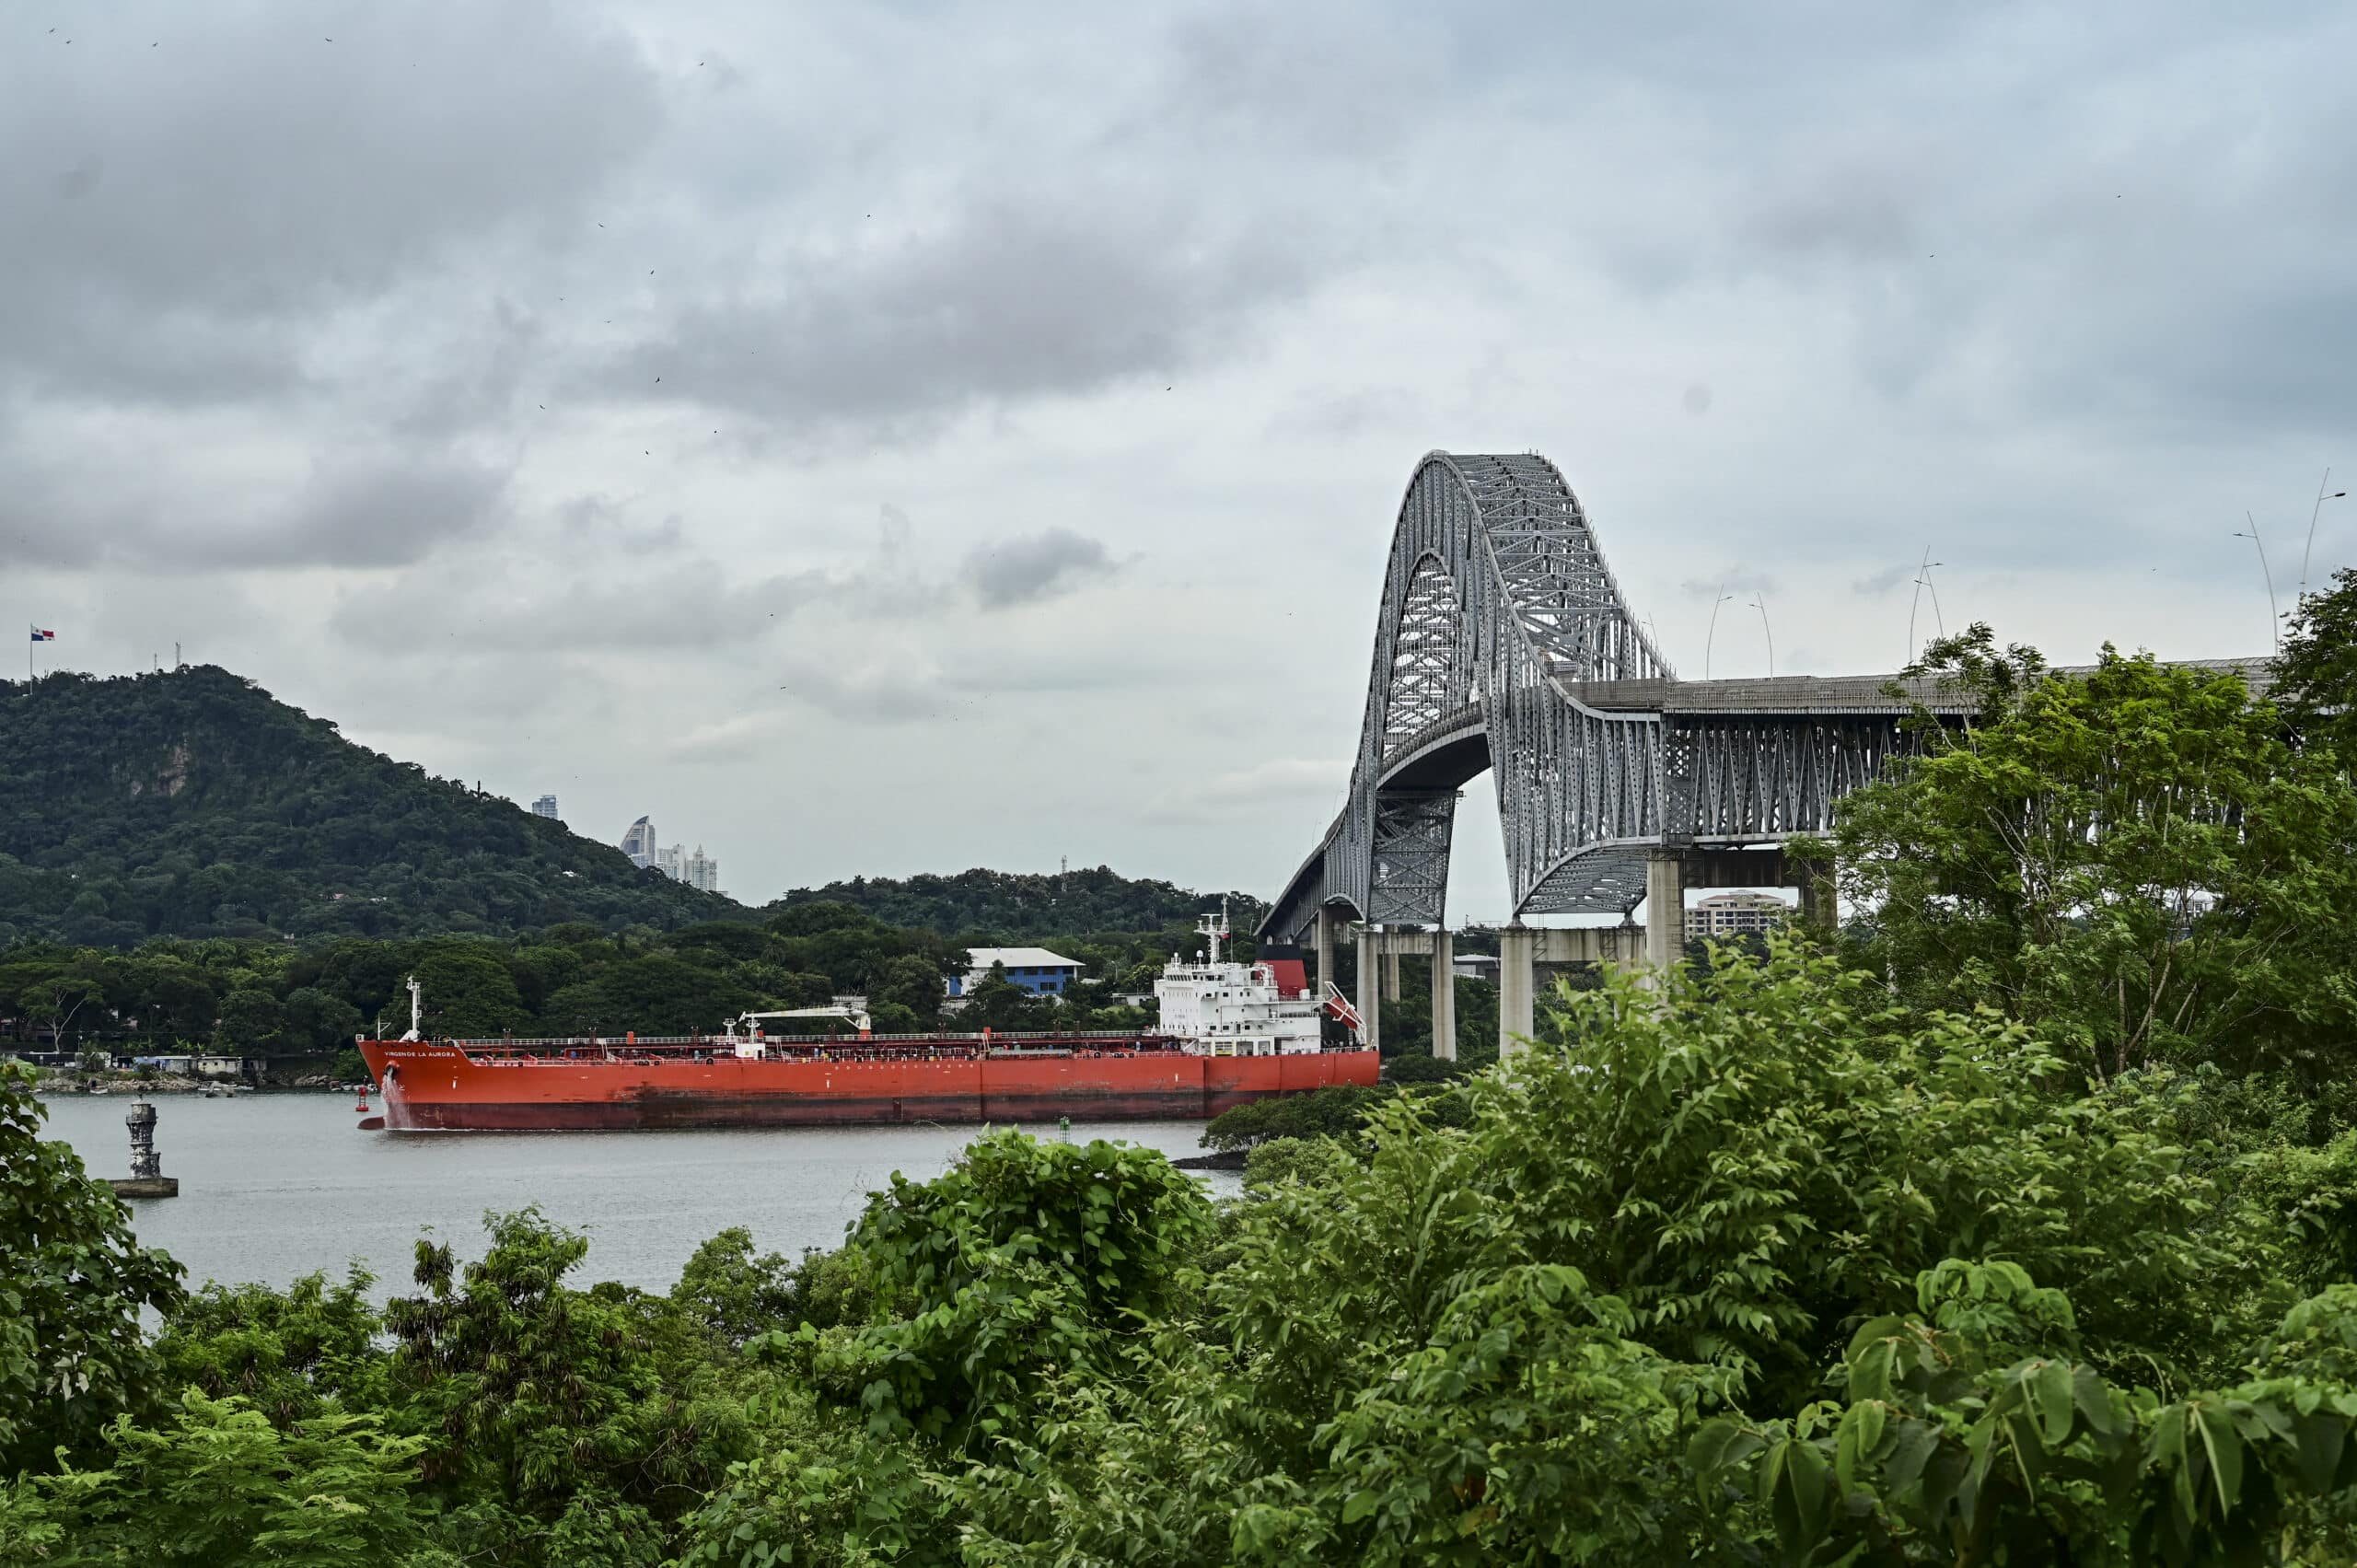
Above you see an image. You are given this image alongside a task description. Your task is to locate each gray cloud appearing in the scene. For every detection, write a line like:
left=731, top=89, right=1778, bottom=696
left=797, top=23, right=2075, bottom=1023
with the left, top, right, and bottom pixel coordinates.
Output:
left=965, top=529, right=1120, bottom=610
left=598, top=196, right=1318, bottom=436
left=0, top=442, right=512, bottom=570
left=5, top=0, right=2354, bottom=911
left=0, top=5, right=663, bottom=404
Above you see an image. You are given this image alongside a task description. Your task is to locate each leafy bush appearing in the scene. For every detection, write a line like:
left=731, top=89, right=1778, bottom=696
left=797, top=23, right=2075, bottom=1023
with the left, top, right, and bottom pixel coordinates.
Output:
left=0, top=1063, right=182, bottom=1474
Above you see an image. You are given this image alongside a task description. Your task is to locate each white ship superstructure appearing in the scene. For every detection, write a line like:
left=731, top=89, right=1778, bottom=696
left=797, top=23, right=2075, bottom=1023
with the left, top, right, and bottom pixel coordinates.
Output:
left=1155, top=902, right=1361, bottom=1056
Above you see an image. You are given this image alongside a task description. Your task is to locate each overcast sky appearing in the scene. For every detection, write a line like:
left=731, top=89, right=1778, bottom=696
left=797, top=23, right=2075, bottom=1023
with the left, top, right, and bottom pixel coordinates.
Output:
left=5, top=2, right=2352, bottom=922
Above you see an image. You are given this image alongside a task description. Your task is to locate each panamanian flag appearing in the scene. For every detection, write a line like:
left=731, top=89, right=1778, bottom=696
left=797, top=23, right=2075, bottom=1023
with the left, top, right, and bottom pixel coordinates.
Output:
left=29, top=628, right=53, bottom=643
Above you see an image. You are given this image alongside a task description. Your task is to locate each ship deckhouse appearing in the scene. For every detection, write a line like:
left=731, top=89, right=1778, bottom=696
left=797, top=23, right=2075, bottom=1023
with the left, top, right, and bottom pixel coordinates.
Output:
left=1155, top=904, right=1352, bottom=1056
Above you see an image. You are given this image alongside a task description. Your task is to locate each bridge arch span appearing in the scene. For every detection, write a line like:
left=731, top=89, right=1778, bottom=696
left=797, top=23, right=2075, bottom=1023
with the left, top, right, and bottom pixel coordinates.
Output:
left=1267, top=452, right=1670, bottom=942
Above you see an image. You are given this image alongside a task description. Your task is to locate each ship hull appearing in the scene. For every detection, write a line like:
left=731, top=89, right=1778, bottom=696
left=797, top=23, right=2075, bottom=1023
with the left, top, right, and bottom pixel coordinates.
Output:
left=358, top=1040, right=1378, bottom=1132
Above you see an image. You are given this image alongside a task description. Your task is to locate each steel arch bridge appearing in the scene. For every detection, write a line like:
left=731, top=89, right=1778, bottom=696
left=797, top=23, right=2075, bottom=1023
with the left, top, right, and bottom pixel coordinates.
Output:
left=1260, top=449, right=1970, bottom=947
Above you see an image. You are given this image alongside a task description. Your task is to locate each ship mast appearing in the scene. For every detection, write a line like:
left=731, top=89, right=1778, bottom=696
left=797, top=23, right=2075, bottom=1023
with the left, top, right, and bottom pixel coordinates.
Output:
left=1197, top=898, right=1229, bottom=967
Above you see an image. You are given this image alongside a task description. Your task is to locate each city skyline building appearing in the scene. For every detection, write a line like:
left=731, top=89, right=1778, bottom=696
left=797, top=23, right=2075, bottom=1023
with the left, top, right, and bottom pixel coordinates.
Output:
left=530, top=794, right=560, bottom=820
left=621, top=816, right=723, bottom=894
left=620, top=816, right=658, bottom=869
left=1685, top=890, right=1791, bottom=941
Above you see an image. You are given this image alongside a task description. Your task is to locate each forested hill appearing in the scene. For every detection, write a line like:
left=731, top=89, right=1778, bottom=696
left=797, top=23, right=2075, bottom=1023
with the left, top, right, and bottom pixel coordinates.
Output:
left=768, top=865, right=1266, bottom=940
left=0, top=666, right=737, bottom=947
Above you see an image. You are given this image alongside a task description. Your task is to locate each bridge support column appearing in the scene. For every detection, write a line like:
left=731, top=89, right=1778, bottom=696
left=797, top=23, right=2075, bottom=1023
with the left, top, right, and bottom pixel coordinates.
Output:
left=1429, top=930, right=1456, bottom=1061
left=1644, top=853, right=1685, bottom=981
left=1355, top=924, right=1382, bottom=1054
left=1383, top=945, right=1402, bottom=1003
left=1796, top=855, right=1838, bottom=934
left=1314, top=907, right=1338, bottom=991
left=1499, top=923, right=1535, bottom=1058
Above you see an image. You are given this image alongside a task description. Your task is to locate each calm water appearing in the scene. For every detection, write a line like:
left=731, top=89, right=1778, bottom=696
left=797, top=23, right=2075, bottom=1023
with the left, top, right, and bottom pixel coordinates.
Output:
left=38, top=1092, right=1237, bottom=1296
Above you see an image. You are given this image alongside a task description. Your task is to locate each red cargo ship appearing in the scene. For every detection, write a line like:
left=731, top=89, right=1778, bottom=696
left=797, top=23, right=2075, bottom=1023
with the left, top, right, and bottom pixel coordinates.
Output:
left=356, top=909, right=1375, bottom=1132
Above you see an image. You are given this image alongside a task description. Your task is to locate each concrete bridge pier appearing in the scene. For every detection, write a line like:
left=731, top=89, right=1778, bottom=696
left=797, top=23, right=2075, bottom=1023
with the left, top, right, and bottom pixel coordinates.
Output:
left=1643, top=852, right=1685, bottom=981
left=1314, top=906, right=1340, bottom=993
left=1499, top=923, right=1537, bottom=1058
left=1430, top=929, right=1456, bottom=1060
left=1355, top=923, right=1382, bottom=1053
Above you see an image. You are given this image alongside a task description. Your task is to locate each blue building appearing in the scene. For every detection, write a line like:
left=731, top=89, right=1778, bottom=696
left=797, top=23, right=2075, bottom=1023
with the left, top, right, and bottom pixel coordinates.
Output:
left=948, top=947, right=1083, bottom=998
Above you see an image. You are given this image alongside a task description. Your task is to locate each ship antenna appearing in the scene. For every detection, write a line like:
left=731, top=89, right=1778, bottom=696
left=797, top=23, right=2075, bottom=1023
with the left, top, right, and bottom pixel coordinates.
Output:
left=401, top=976, right=423, bottom=1042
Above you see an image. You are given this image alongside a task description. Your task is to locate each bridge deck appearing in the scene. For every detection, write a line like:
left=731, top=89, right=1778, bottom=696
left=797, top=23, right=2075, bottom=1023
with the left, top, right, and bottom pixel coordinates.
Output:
left=1556, top=657, right=2273, bottom=716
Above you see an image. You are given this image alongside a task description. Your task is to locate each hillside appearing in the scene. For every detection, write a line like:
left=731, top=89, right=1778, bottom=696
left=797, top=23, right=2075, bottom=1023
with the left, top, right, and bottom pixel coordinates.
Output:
left=0, top=667, right=738, bottom=947
left=768, top=865, right=1266, bottom=941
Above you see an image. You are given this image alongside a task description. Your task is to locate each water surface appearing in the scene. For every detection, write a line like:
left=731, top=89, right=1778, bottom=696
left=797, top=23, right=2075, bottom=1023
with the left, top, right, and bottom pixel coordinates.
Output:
left=39, top=1092, right=1235, bottom=1296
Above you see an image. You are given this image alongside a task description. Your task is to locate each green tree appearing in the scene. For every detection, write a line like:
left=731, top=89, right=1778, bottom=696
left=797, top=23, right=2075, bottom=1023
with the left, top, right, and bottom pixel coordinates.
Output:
left=1693, top=1271, right=2357, bottom=1565
left=870, top=951, right=950, bottom=1027
left=410, top=944, right=529, bottom=1040
left=282, top=985, right=365, bottom=1051
left=153, top=1268, right=385, bottom=1428
left=2277, top=564, right=2357, bottom=754
left=385, top=1208, right=747, bottom=1564
left=0, top=1392, right=438, bottom=1567
left=214, top=984, right=285, bottom=1052
left=930, top=946, right=2268, bottom=1563
left=0, top=1064, right=184, bottom=1474
left=1834, top=629, right=2357, bottom=1081
left=959, top=964, right=1053, bottom=1030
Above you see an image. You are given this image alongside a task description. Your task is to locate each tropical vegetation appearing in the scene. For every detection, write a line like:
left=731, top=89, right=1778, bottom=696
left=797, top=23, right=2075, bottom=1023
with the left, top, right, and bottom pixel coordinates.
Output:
left=13, top=582, right=2357, bottom=1562
left=0, top=667, right=732, bottom=947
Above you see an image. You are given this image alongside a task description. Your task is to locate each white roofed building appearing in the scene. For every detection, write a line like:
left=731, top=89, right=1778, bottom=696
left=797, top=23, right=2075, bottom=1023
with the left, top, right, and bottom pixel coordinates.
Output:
left=948, top=947, right=1084, bottom=997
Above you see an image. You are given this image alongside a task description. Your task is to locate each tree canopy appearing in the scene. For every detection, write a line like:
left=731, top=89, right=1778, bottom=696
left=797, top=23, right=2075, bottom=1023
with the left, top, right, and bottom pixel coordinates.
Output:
left=17, top=589, right=2357, bottom=1561
left=0, top=666, right=736, bottom=947
left=768, top=865, right=1266, bottom=943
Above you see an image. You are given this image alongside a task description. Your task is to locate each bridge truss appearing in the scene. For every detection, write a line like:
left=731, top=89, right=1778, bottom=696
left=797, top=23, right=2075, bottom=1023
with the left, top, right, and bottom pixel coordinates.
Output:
left=1260, top=450, right=1933, bottom=945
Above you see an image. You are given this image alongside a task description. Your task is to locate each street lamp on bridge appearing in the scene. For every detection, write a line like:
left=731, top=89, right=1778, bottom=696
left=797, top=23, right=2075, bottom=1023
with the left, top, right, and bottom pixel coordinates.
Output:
left=1703, top=584, right=1735, bottom=679
left=2234, top=514, right=2282, bottom=654
left=2297, top=467, right=2348, bottom=602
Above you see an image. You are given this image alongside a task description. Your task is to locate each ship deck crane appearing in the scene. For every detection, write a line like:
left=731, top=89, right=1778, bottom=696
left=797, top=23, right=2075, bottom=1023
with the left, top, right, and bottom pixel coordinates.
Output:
left=723, top=1005, right=874, bottom=1058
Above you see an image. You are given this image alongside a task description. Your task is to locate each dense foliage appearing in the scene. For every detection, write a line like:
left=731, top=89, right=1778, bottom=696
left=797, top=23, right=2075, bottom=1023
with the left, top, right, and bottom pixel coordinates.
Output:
left=1833, top=628, right=2357, bottom=1083
left=17, top=940, right=2357, bottom=1563
left=0, top=898, right=1280, bottom=1064
left=18, top=590, right=2357, bottom=1562
left=769, top=865, right=1265, bottom=943
left=0, top=667, right=735, bottom=947
left=0, top=905, right=976, bottom=1060
left=0, top=1067, right=182, bottom=1477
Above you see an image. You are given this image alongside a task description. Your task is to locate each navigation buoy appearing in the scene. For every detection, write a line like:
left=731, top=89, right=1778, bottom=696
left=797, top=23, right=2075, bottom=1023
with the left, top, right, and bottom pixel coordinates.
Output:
left=354, top=1086, right=371, bottom=1112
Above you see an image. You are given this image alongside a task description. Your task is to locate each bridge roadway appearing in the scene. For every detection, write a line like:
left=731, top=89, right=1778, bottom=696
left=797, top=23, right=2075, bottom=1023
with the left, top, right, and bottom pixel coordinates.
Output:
left=1257, top=448, right=2271, bottom=1063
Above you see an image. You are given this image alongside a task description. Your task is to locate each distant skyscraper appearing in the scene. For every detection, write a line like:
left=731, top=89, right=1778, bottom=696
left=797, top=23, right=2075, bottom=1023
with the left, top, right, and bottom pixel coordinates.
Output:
left=530, top=795, right=560, bottom=820
left=683, top=844, right=722, bottom=895
left=656, top=842, right=685, bottom=880
left=621, top=816, right=658, bottom=868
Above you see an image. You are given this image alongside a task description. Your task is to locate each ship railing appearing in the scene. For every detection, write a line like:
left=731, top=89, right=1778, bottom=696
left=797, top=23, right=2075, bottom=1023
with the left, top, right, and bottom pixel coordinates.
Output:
left=435, top=1030, right=1193, bottom=1058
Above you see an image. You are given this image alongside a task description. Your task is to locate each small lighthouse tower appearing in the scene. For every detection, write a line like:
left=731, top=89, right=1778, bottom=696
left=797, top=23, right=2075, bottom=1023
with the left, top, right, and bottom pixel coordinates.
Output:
left=107, top=1100, right=180, bottom=1199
